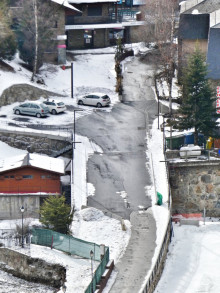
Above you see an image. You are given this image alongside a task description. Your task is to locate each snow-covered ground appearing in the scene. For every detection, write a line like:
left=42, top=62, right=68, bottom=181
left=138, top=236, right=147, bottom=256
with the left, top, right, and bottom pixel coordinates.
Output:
left=155, top=221, right=220, bottom=293
left=0, top=43, right=220, bottom=293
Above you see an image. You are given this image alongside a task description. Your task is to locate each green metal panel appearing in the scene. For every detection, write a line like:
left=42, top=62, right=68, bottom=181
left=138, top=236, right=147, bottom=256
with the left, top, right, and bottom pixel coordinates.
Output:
left=31, top=228, right=110, bottom=293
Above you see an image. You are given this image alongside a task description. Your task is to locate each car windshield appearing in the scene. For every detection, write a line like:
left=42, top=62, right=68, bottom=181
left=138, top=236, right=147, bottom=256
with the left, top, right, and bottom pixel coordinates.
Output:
left=102, top=95, right=109, bottom=100
left=57, top=102, right=65, bottom=106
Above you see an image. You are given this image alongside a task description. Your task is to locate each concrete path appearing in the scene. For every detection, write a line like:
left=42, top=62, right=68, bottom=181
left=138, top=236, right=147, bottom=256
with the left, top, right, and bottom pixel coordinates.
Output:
left=111, top=209, right=156, bottom=293
left=110, top=56, right=157, bottom=292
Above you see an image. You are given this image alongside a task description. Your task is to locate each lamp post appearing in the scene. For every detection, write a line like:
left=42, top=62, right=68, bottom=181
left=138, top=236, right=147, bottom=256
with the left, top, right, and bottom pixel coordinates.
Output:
left=20, top=206, right=25, bottom=248
left=90, top=250, right=94, bottom=293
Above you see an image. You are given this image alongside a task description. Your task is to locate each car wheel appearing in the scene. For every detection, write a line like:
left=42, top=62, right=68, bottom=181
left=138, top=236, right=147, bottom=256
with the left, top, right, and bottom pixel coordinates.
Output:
left=15, top=110, right=20, bottom=115
left=52, top=109, right=57, bottom=115
left=36, top=113, right=41, bottom=118
left=78, top=100, right=83, bottom=105
left=97, top=103, right=102, bottom=108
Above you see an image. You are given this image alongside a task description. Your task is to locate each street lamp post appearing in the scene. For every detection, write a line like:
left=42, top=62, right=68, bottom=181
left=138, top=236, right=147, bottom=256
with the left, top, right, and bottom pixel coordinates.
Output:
left=90, top=250, right=94, bottom=293
left=20, top=206, right=25, bottom=248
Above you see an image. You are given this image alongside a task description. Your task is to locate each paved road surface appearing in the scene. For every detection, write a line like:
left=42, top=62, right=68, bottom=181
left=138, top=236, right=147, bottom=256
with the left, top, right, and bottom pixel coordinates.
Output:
left=77, top=55, right=157, bottom=292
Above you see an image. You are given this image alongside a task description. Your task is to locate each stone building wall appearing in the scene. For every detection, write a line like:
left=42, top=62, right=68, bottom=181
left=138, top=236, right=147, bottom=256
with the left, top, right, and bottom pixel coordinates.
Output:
left=170, top=160, right=220, bottom=217
left=0, top=248, right=66, bottom=288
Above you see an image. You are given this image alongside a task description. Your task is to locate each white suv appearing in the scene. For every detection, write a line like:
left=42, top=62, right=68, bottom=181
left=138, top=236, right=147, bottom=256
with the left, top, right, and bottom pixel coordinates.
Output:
left=43, top=100, right=66, bottom=114
left=77, top=93, right=111, bottom=108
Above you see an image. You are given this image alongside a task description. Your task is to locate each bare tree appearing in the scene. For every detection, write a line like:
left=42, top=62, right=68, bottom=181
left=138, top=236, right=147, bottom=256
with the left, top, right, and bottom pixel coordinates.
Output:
left=141, top=0, right=178, bottom=115
left=16, top=0, right=62, bottom=81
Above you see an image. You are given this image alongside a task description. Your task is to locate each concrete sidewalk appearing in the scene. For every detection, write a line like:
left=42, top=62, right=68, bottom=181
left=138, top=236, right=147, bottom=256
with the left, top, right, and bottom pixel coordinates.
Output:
left=110, top=55, right=158, bottom=292
left=110, top=209, right=156, bottom=293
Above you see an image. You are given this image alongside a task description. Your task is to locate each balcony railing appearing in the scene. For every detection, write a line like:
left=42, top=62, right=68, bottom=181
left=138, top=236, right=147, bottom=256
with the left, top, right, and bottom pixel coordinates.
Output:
left=65, top=8, right=140, bottom=25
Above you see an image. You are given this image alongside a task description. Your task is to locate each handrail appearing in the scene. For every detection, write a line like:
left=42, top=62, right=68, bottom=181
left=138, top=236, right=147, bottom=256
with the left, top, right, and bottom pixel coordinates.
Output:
left=139, top=155, right=173, bottom=293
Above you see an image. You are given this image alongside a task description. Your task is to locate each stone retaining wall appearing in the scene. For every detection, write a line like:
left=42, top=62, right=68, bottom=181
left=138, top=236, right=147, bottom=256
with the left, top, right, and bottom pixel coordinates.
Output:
left=0, top=83, right=64, bottom=106
left=0, top=129, right=71, bottom=156
left=170, top=160, right=220, bottom=217
left=0, top=248, right=66, bottom=288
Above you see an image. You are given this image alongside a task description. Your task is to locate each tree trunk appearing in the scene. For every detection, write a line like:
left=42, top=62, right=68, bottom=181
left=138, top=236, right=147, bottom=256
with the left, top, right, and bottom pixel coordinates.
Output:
left=31, top=0, right=38, bottom=82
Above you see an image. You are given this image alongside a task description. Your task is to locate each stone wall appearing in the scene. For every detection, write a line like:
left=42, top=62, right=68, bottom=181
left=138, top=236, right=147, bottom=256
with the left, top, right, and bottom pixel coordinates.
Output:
left=0, top=84, right=64, bottom=107
left=169, top=160, right=220, bottom=217
left=0, top=248, right=66, bottom=288
left=0, top=129, right=71, bottom=156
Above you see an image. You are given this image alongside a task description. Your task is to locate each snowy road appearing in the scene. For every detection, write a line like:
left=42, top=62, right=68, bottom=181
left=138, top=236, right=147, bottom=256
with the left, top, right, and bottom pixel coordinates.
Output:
left=155, top=222, right=220, bottom=293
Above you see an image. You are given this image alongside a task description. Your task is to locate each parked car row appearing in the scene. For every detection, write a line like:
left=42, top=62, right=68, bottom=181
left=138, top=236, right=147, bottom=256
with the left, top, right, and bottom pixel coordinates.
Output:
left=13, top=100, right=66, bottom=118
left=12, top=93, right=111, bottom=118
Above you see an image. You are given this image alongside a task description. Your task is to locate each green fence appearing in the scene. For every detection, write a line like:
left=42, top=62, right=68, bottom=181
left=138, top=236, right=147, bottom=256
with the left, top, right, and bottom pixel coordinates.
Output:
left=85, top=247, right=110, bottom=293
left=31, top=228, right=110, bottom=292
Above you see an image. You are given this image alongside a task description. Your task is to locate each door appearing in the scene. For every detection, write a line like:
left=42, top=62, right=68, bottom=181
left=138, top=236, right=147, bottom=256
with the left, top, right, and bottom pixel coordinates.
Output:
left=20, top=103, right=31, bottom=115
left=84, top=30, right=94, bottom=48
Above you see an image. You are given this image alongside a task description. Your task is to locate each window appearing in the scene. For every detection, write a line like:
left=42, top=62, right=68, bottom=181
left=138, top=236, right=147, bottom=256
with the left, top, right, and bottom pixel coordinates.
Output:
left=22, top=175, right=33, bottom=179
left=30, top=104, right=39, bottom=109
left=88, top=5, right=102, bottom=16
left=66, top=15, right=75, bottom=25
left=4, top=175, right=14, bottom=179
left=20, top=103, right=30, bottom=108
left=41, top=175, right=51, bottom=179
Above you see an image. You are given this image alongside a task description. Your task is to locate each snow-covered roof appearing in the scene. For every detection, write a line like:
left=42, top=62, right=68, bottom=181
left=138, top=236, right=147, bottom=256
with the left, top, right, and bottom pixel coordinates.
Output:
left=68, top=0, right=117, bottom=4
left=51, top=0, right=81, bottom=12
left=0, top=153, right=65, bottom=175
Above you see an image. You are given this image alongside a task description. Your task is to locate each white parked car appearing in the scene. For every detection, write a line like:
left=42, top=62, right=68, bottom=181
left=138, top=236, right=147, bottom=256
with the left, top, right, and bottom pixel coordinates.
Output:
left=43, top=100, right=66, bottom=114
left=180, top=144, right=202, bottom=158
left=77, top=93, right=111, bottom=108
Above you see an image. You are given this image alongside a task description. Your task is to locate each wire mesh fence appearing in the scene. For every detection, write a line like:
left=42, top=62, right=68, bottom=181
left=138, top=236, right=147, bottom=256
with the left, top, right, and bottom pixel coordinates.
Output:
left=31, top=228, right=110, bottom=293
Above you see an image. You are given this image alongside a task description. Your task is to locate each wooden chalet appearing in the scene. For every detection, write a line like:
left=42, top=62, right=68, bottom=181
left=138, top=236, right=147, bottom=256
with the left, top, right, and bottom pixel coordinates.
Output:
left=0, top=153, right=66, bottom=220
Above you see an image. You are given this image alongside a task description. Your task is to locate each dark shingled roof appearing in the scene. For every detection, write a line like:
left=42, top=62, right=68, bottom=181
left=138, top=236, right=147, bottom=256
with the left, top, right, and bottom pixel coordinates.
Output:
left=183, top=0, right=220, bottom=14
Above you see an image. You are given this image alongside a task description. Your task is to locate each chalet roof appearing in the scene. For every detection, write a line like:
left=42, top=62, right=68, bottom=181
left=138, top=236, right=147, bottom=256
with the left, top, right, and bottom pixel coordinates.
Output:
left=51, top=0, right=81, bottom=12
left=182, top=0, right=220, bottom=14
left=0, top=153, right=65, bottom=175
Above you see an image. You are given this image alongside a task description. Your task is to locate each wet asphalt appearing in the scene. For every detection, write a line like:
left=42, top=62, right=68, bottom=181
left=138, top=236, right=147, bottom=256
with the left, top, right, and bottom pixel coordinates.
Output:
left=76, top=56, right=158, bottom=292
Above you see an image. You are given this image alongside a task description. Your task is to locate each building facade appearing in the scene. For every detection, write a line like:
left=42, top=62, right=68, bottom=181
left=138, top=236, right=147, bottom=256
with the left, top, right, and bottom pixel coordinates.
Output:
left=0, top=153, right=65, bottom=219
left=178, top=0, right=220, bottom=80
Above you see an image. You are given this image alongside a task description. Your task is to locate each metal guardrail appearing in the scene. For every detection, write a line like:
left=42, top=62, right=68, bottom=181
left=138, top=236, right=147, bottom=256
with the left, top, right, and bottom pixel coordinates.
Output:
left=141, top=219, right=173, bottom=293
left=140, top=154, right=172, bottom=293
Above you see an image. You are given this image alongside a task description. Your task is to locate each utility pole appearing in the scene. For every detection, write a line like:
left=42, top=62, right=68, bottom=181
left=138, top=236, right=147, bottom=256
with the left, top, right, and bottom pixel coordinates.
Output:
left=71, top=62, right=74, bottom=98
left=71, top=110, right=82, bottom=208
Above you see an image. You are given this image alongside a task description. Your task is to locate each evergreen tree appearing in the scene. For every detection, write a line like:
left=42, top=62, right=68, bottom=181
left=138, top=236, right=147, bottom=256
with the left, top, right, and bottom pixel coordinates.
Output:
left=0, top=0, right=17, bottom=60
left=40, top=195, right=73, bottom=234
left=175, top=47, right=219, bottom=144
